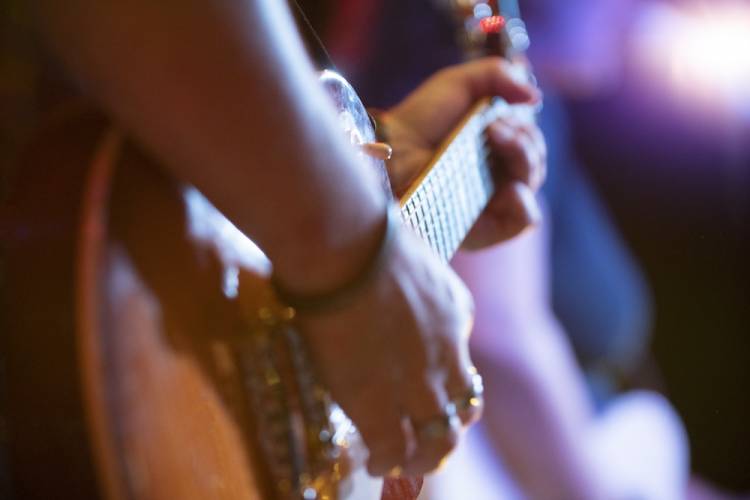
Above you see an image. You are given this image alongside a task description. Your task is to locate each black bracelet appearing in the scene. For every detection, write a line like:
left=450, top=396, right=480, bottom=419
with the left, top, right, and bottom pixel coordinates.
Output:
left=270, top=205, right=400, bottom=315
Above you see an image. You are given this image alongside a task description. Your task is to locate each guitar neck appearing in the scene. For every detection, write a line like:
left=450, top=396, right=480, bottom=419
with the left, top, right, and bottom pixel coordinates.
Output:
left=398, top=97, right=514, bottom=262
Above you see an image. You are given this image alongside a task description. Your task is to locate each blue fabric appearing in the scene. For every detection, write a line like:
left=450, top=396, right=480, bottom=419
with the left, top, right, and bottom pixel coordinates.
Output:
left=540, top=93, right=653, bottom=371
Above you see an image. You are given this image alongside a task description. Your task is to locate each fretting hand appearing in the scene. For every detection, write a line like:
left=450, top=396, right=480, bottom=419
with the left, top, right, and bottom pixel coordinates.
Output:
left=381, top=57, right=547, bottom=249
left=296, top=58, right=546, bottom=479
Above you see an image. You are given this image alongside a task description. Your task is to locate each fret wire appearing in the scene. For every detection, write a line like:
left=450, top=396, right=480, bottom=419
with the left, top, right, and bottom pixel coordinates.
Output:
left=452, top=139, right=467, bottom=251
left=449, top=129, right=470, bottom=256
left=403, top=201, right=417, bottom=237
left=401, top=201, right=411, bottom=226
left=454, top=137, right=468, bottom=244
left=442, top=158, right=460, bottom=257
left=449, top=146, right=464, bottom=255
left=464, top=120, right=483, bottom=234
left=399, top=101, right=503, bottom=260
left=476, top=141, right=488, bottom=202
left=409, top=199, right=418, bottom=234
left=478, top=145, right=493, bottom=203
left=409, top=212, right=420, bottom=237
left=415, top=197, right=427, bottom=241
left=415, top=183, right=430, bottom=250
left=433, top=174, right=449, bottom=261
left=442, top=153, right=459, bottom=259
left=426, top=174, right=447, bottom=259
left=421, top=177, right=437, bottom=256
left=465, top=138, right=480, bottom=225
left=456, top=157, right=472, bottom=245
left=446, top=142, right=465, bottom=255
left=420, top=186, right=436, bottom=253
left=418, top=189, right=428, bottom=237
left=433, top=167, right=450, bottom=261
left=464, top=125, right=481, bottom=246
left=415, top=190, right=426, bottom=241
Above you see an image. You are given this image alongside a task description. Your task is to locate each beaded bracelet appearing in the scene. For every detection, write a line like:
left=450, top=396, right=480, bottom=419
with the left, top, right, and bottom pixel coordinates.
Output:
left=270, top=205, right=400, bottom=315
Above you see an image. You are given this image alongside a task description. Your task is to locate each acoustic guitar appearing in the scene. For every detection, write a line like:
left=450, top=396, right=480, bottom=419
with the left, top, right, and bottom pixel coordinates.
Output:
left=2, top=59, right=518, bottom=500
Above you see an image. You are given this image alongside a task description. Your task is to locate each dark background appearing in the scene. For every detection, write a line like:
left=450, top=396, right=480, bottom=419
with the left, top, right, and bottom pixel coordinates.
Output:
left=570, top=80, right=750, bottom=488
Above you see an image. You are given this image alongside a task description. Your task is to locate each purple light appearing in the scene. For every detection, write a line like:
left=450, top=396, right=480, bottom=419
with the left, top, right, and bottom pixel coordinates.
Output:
left=631, top=1, right=750, bottom=120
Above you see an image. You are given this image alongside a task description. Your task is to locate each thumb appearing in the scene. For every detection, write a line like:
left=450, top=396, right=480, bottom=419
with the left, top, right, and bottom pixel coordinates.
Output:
left=459, top=57, right=540, bottom=105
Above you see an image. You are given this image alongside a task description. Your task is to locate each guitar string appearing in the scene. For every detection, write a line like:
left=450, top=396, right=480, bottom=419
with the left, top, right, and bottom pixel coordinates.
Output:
left=290, top=0, right=338, bottom=70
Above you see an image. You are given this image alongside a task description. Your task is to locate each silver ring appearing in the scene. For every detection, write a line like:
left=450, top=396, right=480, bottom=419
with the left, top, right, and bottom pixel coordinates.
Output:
left=414, top=403, right=460, bottom=442
left=452, top=372, right=484, bottom=413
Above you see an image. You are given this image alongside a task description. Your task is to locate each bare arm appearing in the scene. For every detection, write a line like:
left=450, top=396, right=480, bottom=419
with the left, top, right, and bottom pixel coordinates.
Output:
left=452, top=217, right=688, bottom=499
left=453, top=224, right=605, bottom=499
left=30, top=0, right=543, bottom=477
left=30, top=0, right=481, bottom=476
left=31, top=0, right=384, bottom=292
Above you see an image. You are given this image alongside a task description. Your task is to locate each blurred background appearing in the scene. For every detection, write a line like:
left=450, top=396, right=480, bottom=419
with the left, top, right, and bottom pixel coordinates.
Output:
left=304, top=0, right=749, bottom=495
left=535, top=0, right=750, bottom=491
left=2, top=0, right=746, bottom=497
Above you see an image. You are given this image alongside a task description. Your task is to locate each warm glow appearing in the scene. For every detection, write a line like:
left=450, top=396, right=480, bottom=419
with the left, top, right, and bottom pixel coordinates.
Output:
left=479, top=15, right=506, bottom=35
left=632, top=0, right=750, bottom=116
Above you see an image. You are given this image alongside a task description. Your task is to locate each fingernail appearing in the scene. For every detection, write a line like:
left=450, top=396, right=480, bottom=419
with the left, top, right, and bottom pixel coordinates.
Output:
left=517, top=183, right=543, bottom=226
left=490, top=122, right=514, bottom=142
left=528, top=86, right=544, bottom=104
left=508, top=63, right=530, bottom=85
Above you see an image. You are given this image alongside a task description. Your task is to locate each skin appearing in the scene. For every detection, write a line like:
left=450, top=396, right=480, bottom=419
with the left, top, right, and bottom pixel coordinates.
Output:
left=442, top=226, right=689, bottom=499
left=453, top=227, right=607, bottom=499
left=30, top=0, right=545, bottom=477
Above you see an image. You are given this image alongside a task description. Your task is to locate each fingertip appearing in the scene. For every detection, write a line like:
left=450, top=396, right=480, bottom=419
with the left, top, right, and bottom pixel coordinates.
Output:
left=502, top=61, right=542, bottom=104
left=488, top=121, right=515, bottom=144
left=468, top=181, right=542, bottom=246
left=403, top=424, right=459, bottom=476
left=367, top=442, right=407, bottom=477
left=514, top=182, right=543, bottom=226
left=505, top=83, right=541, bottom=105
left=468, top=57, right=541, bottom=105
left=527, top=86, right=544, bottom=106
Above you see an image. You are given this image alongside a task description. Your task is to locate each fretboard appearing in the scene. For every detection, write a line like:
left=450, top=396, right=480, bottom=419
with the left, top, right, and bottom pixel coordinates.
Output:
left=399, top=97, right=517, bottom=262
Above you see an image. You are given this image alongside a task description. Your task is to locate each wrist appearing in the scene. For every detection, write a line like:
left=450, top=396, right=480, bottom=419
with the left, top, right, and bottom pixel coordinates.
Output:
left=271, top=204, right=400, bottom=314
left=269, top=199, right=392, bottom=300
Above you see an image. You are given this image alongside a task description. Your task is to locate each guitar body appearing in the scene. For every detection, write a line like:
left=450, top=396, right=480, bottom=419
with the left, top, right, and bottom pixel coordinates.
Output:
left=3, top=73, right=419, bottom=499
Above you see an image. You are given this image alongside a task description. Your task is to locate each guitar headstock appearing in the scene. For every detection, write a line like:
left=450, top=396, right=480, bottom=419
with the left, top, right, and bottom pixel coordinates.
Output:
left=437, top=0, right=530, bottom=60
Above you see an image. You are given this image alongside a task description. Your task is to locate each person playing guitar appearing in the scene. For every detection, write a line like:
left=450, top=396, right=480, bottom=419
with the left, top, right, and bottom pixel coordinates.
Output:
left=2, top=0, right=545, bottom=498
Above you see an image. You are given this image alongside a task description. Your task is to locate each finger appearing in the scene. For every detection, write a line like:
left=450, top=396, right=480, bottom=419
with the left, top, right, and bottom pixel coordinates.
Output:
left=400, top=375, right=460, bottom=476
left=525, top=123, right=548, bottom=190
left=438, top=296, right=482, bottom=424
left=344, top=383, right=408, bottom=476
left=435, top=283, right=481, bottom=426
left=487, top=121, right=547, bottom=191
left=458, top=57, right=541, bottom=106
left=463, top=181, right=542, bottom=248
left=445, top=358, right=484, bottom=426
left=487, top=121, right=534, bottom=185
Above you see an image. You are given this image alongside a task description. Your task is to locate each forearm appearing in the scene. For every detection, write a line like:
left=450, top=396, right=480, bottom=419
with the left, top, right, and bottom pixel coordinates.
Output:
left=474, top=322, right=605, bottom=500
left=31, top=0, right=386, bottom=291
left=453, top=232, right=606, bottom=499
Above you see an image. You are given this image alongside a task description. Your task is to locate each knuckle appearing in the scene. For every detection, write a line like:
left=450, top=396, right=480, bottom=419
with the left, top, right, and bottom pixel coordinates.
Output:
left=407, top=428, right=459, bottom=475
left=426, top=435, right=459, bottom=470
left=401, top=376, right=442, bottom=410
left=369, top=436, right=407, bottom=460
left=489, top=56, right=512, bottom=74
